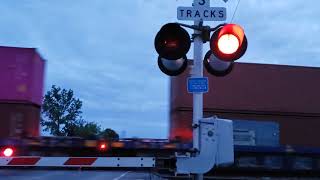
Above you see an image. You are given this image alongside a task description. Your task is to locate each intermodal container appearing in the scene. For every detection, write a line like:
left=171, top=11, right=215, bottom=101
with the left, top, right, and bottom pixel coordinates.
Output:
left=170, top=62, right=320, bottom=147
left=0, top=46, right=45, bottom=106
left=0, top=102, right=40, bottom=138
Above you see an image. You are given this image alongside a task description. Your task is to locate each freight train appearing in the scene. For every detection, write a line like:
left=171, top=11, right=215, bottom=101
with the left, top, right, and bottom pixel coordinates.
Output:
left=1, top=46, right=320, bottom=178
left=167, top=61, right=320, bottom=177
left=170, top=62, right=320, bottom=147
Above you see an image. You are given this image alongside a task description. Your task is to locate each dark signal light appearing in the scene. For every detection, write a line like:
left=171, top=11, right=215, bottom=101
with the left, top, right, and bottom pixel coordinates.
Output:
left=154, top=23, right=191, bottom=60
left=164, top=40, right=179, bottom=48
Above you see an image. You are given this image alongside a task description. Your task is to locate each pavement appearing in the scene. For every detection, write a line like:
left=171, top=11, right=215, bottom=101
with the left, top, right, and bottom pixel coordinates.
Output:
left=0, top=169, right=163, bottom=180
left=2, top=170, right=319, bottom=180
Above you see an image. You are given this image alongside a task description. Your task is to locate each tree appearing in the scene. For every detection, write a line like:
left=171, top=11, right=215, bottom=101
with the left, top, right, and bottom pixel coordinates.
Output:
left=41, top=85, right=83, bottom=136
left=73, top=122, right=101, bottom=139
left=41, top=85, right=120, bottom=139
left=100, top=128, right=119, bottom=140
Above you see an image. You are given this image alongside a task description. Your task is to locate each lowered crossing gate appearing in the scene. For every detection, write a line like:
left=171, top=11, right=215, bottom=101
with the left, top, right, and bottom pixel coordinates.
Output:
left=0, top=157, right=155, bottom=167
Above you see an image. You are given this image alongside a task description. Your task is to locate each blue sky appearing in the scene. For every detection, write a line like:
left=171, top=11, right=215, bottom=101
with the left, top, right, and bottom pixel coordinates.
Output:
left=0, top=0, right=319, bottom=138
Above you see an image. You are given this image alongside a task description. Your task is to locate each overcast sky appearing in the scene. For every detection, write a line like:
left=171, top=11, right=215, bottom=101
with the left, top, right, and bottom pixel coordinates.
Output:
left=0, top=0, right=319, bottom=138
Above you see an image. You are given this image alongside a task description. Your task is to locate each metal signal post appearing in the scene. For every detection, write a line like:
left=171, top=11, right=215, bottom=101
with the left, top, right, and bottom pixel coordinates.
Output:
left=192, top=19, right=204, bottom=153
left=192, top=2, right=208, bottom=180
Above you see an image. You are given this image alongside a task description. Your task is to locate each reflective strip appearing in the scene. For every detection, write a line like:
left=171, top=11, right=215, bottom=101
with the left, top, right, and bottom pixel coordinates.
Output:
left=111, top=142, right=125, bottom=148
left=63, top=158, right=97, bottom=165
left=163, top=144, right=177, bottom=149
left=8, top=157, right=40, bottom=165
left=84, top=140, right=97, bottom=147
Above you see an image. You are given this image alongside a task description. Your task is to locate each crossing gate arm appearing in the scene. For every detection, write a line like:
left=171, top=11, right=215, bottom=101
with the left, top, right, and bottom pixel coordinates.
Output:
left=0, top=157, right=155, bottom=168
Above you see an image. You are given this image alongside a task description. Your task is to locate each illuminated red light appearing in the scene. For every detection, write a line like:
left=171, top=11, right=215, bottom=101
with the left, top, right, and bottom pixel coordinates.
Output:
left=99, top=143, right=107, bottom=151
left=210, top=23, right=247, bottom=62
left=218, top=34, right=240, bottom=55
left=216, top=24, right=244, bottom=56
left=3, top=148, right=13, bottom=157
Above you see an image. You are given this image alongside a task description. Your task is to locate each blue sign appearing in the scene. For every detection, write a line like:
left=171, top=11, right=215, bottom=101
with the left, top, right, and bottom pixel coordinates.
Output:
left=187, top=77, right=209, bottom=93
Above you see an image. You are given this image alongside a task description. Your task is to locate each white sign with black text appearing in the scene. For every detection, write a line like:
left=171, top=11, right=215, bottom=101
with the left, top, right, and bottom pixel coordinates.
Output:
left=177, top=0, right=227, bottom=21
left=177, top=7, right=226, bottom=21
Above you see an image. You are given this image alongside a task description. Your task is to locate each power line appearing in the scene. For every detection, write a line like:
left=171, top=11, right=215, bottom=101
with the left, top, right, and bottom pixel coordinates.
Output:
left=230, top=0, right=241, bottom=23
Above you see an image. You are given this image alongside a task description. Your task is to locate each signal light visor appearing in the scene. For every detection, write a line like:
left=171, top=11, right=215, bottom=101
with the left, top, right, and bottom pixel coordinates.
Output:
left=218, top=24, right=245, bottom=47
left=158, top=56, right=188, bottom=76
left=204, top=51, right=233, bottom=77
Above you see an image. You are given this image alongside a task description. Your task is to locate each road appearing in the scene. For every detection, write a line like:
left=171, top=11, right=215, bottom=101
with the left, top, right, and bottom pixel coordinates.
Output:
left=0, top=169, right=163, bottom=180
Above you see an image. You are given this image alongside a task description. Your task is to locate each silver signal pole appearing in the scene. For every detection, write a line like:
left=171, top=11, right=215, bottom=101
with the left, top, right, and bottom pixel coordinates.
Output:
left=192, top=1, right=205, bottom=179
left=192, top=28, right=204, bottom=180
left=192, top=20, right=203, bottom=153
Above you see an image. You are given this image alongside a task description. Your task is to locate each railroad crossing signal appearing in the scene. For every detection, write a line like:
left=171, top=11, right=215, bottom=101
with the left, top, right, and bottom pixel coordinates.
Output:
left=154, top=0, right=242, bottom=177
left=154, top=23, right=248, bottom=77
left=154, top=1, right=247, bottom=77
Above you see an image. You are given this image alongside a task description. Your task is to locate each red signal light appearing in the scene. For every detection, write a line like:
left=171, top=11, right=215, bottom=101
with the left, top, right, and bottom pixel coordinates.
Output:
left=218, top=34, right=239, bottom=55
left=3, top=148, right=13, bottom=157
left=99, top=143, right=107, bottom=151
left=210, top=24, right=247, bottom=62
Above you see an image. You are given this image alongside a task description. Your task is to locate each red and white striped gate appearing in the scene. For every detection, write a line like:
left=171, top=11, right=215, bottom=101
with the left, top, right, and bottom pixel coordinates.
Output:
left=0, top=157, right=155, bottom=167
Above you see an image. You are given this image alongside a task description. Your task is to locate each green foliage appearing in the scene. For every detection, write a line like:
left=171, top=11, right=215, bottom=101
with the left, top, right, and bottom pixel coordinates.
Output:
left=41, top=85, right=83, bottom=136
left=41, top=85, right=119, bottom=140
left=74, top=122, right=101, bottom=139
left=100, top=128, right=119, bottom=140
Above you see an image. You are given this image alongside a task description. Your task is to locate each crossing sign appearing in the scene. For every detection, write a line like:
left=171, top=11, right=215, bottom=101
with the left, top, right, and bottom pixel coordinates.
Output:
left=177, top=7, right=226, bottom=21
left=177, top=0, right=227, bottom=21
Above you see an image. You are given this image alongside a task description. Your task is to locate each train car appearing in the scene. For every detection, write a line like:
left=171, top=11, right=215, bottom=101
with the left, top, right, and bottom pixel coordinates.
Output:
left=170, top=62, right=320, bottom=147
left=0, top=46, right=45, bottom=138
